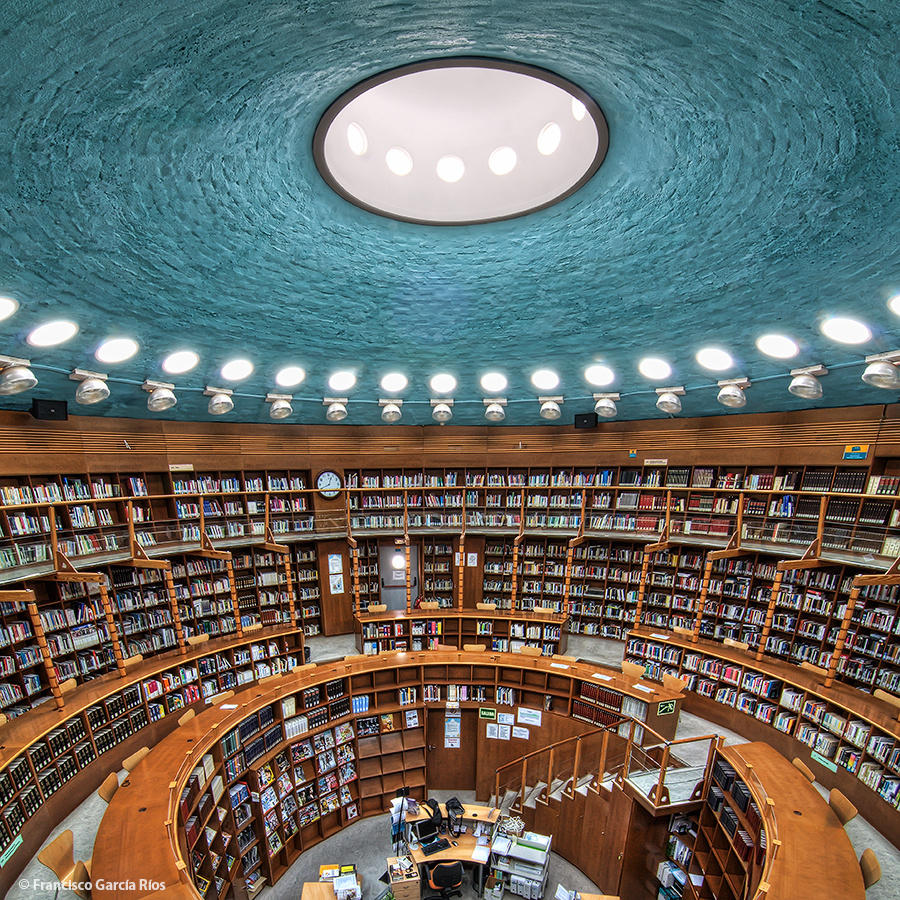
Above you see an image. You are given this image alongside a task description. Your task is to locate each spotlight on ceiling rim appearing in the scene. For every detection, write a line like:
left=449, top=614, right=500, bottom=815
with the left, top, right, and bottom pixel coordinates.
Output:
left=655, top=386, right=685, bottom=415
left=431, top=399, right=453, bottom=424
left=861, top=352, right=900, bottom=389
left=69, top=368, right=110, bottom=405
left=266, top=393, right=294, bottom=419
left=593, top=392, right=619, bottom=419
left=788, top=365, right=827, bottom=400
left=324, top=397, right=348, bottom=422
left=142, top=379, right=177, bottom=412
left=204, top=385, right=234, bottom=415
left=539, top=396, right=562, bottom=420
left=716, top=378, right=750, bottom=409
left=0, top=356, right=37, bottom=395
left=379, top=398, right=403, bottom=423
left=483, top=398, right=507, bottom=422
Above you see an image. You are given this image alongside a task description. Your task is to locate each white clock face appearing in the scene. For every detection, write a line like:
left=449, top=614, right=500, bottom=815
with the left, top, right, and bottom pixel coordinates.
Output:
left=316, top=470, right=342, bottom=498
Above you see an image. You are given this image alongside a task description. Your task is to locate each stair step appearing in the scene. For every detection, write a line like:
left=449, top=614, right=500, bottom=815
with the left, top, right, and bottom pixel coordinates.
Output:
left=524, top=781, right=547, bottom=808
left=548, top=777, right=572, bottom=801
left=575, top=773, right=595, bottom=795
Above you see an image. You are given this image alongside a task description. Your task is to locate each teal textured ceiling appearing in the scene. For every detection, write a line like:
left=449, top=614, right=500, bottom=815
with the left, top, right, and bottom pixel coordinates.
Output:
left=0, top=0, right=897, bottom=426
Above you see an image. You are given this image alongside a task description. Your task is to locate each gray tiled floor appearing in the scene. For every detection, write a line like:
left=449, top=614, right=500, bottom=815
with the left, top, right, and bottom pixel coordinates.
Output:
left=11, top=635, right=900, bottom=899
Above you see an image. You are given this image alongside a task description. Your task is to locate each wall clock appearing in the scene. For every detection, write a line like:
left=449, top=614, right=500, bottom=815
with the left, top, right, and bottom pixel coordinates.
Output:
left=316, top=470, right=342, bottom=499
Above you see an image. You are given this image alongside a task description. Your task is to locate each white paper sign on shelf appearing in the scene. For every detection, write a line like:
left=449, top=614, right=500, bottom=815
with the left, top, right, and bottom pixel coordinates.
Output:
left=592, top=673, right=612, bottom=681
left=498, top=712, right=515, bottom=725
left=517, top=707, right=542, bottom=727
left=497, top=724, right=511, bottom=740
left=633, top=683, right=653, bottom=693
left=550, top=662, right=569, bottom=669
left=486, top=723, right=499, bottom=739
left=512, top=725, right=529, bottom=740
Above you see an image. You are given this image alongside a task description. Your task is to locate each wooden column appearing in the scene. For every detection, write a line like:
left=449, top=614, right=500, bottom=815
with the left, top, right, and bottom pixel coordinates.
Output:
left=692, top=557, right=715, bottom=644
left=456, top=490, right=466, bottom=610
left=403, top=495, right=411, bottom=614
left=562, top=494, right=587, bottom=617
left=224, top=558, right=244, bottom=638
left=633, top=549, right=653, bottom=629
left=97, top=580, right=127, bottom=677
left=26, top=595, right=64, bottom=710
left=346, top=496, right=361, bottom=615
left=163, top=566, right=189, bottom=655
left=510, top=490, right=525, bottom=611
left=755, top=571, right=783, bottom=662
left=280, top=551, right=297, bottom=628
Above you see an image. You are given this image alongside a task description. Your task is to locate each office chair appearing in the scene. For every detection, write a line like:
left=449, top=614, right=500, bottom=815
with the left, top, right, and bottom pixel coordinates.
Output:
left=426, top=861, right=463, bottom=900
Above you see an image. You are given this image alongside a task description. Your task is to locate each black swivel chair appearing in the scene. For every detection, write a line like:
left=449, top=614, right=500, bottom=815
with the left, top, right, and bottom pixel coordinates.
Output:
left=426, top=861, right=463, bottom=900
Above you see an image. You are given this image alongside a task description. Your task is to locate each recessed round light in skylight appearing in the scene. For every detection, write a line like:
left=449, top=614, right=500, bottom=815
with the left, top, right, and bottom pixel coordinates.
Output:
left=162, top=350, right=199, bottom=374
left=27, top=320, right=78, bottom=347
left=436, top=156, right=465, bottom=183
left=95, top=337, right=138, bottom=364
left=537, top=122, right=561, bottom=155
left=276, top=365, right=306, bottom=387
left=695, top=347, right=733, bottom=371
left=888, top=294, right=900, bottom=316
left=488, top=147, right=517, bottom=176
left=220, top=358, right=254, bottom=381
left=347, top=122, right=368, bottom=156
left=380, top=372, right=408, bottom=392
left=584, top=364, right=614, bottom=386
left=755, top=334, right=799, bottom=359
left=429, top=373, right=457, bottom=394
left=314, top=58, right=608, bottom=225
left=386, top=147, right=413, bottom=176
left=480, top=371, right=508, bottom=393
left=531, top=369, right=559, bottom=391
left=328, top=370, right=357, bottom=392
left=638, top=357, right=671, bottom=380
left=0, top=296, right=19, bottom=322
left=820, top=316, right=871, bottom=344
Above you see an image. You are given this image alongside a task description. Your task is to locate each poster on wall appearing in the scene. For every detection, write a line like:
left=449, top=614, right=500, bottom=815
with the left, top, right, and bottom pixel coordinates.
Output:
left=467, top=552, right=478, bottom=567
left=445, top=711, right=461, bottom=749
left=512, top=726, right=529, bottom=740
left=485, top=723, right=499, bottom=739
left=498, top=713, right=514, bottom=726
left=329, top=573, right=344, bottom=594
left=497, top=724, right=511, bottom=741
left=328, top=553, right=343, bottom=574
left=517, top=708, right=542, bottom=727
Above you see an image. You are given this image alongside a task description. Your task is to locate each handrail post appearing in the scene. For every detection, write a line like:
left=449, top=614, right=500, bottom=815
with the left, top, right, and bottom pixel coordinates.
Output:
left=653, top=744, right=671, bottom=806
left=545, top=746, right=554, bottom=802
left=597, top=728, right=609, bottom=791
left=570, top=735, right=582, bottom=798
left=621, top=718, right=636, bottom=783
left=520, top=757, right=527, bottom=807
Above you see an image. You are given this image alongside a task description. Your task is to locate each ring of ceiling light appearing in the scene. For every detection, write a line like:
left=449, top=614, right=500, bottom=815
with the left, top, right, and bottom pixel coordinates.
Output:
left=313, top=57, right=609, bottom=225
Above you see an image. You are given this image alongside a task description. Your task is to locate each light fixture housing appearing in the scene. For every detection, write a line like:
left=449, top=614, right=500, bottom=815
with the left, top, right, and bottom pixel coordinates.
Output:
left=483, top=398, right=507, bottom=422
left=379, top=399, right=403, bottom=423
left=539, top=396, right=562, bottom=420
left=716, top=377, right=750, bottom=409
left=324, top=397, right=348, bottom=422
left=788, top=365, right=827, bottom=400
left=204, top=385, right=234, bottom=415
left=142, top=379, right=177, bottom=412
left=655, top=386, right=685, bottom=415
left=314, top=58, right=609, bottom=225
left=69, top=369, right=110, bottom=405
left=861, top=352, right=900, bottom=389
left=431, top=399, right=453, bottom=423
left=0, top=356, right=37, bottom=395
left=266, top=393, right=294, bottom=419
left=593, top=392, right=619, bottom=418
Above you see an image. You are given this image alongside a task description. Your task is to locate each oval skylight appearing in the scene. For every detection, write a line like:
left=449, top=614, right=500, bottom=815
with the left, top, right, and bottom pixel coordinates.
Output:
left=220, top=358, right=254, bottom=381
left=531, top=368, right=560, bottom=391
left=638, top=357, right=671, bottom=380
left=480, top=371, right=508, bottom=393
left=96, top=337, right=138, bottom=364
left=755, top=334, right=799, bottom=359
left=820, top=316, right=871, bottom=344
left=276, top=365, right=306, bottom=387
left=429, top=372, right=457, bottom=394
left=328, top=370, right=357, bottom=392
left=162, top=350, right=199, bottom=374
left=584, top=364, right=614, bottom=386
left=380, top=372, right=408, bottom=392
left=27, top=320, right=78, bottom=347
left=0, top=296, right=19, bottom=322
left=315, top=58, right=608, bottom=224
left=695, top=347, right=733, bottom=371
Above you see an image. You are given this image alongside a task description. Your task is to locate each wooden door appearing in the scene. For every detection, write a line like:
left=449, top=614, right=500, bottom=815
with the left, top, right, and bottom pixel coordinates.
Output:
left=425, top=708, right=477, bottom=791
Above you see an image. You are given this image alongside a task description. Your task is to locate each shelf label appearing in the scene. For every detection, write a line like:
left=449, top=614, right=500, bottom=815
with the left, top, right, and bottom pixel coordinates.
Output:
left=842, top=444, right=869, bottom=460
left=0, top=833, right=21, bottom=867
left=811, top=750, right=838, bottom=772
left=644, top=459, right=668, bottom=466
left=479, top=707, right=496, bottom=719
left=591, top=673, right=613, bottom=681
left=657, top=699, right=677, bottom=716
left=168, top=463, right=194, bottom=471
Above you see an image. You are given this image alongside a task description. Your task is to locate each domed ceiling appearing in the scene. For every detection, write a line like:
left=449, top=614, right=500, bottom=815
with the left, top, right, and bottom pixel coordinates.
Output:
left=0, top=0, right=897, bottom=426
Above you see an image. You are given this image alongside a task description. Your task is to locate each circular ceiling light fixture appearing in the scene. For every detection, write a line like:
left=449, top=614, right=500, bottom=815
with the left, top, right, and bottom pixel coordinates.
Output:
left=267, top=395, right=293, bottom=419
left=72, top=373, right=110, bottom=405
left=0, top=297, right=19, bottom=321
left=221, top=358, right=254, bottom=381
left=146, top=384, right=177, bottom=412
left=380, top=372, right=408, bottom=393
left=695, top=347, right=733, bottom=371
left=328, top=370, right=357, bottom=392
left=95, top=337, right=139, bottom=364
left=429, top=372, right=457, bottom=394
left=861, top=357, right=900, bottom=390
left=888, top=294, right=900, bottom=316
left=162, top=350, right=199, bottom=374
left=594, top=396, right=617, bottom=418
left=788, top=366, right=826, bottom=399
left=27, top=320, right=78, bottom=347
left=314, top=58, right=608, bottom=225
left=638, top=357, right=671, bottom=380
left=276, top=365, right=306, bottom=387
left=432, top=402, right=453, bottom=423
left=539, top=399, right=561, bottom=420
left=0, top=361, right=37, bottom=395
left=480, top=371, right=508, bottom=393
left=716, top=379, right=750, bottom=408
left=326, top=401, right=348, bottom=422
left=484, top=402, right=506, bottom=422
left=531, top=369, right=559, bottom=391
left=656, top=392, right=682, bottom=415
left=820, top=316, right=871, bottom=345
left=584, top=364, right=614, bottom=386
left=756, top=333, right=799, bottom=359
left=381, top=402, right=402, bottom=423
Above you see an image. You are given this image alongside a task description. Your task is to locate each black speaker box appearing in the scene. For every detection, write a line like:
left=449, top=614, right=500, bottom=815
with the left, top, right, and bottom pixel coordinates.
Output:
left=30, top=399, right=68, bottom=421
left=574, top=412, right=598, bottom=429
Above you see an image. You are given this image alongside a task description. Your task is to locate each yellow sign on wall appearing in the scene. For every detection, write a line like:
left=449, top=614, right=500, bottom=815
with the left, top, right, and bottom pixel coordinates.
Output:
left=843, top=444, right=869, bottom=460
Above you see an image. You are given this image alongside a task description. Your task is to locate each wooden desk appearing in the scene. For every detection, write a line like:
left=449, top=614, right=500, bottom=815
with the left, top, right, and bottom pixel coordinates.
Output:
left=724, top=743, right=865, bottom=900
left=410, top=834, right=490, bottom=868
left=302, top=884, right=339, bottom=900
left=406, top=802, right=500, bottom=825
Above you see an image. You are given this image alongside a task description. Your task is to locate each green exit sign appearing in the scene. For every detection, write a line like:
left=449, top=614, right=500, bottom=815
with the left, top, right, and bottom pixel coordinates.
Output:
left=657, top=699, right=677, bottom=716
left=479, top=708, right=496, bottom=720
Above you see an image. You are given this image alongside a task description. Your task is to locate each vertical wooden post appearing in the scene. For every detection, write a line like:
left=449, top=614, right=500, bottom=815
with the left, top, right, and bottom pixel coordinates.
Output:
left=97, top=579, right=127, bottom=677
left=825, top=585, right=860, bottom=687
left=597, top=728, right=610, bottom=791
left=27, top=597, right=64, bottom=710
left=510, top=491, right=525, bottom=611
left=633, top=549, right=653, bottom=629
left=126, top=500, right=137, bottom=556
left=281, top=551, right=297, bottom=629
left=545, top=746, right=555, bottom=803
left=346, top=498, right=360, bottom=615
left=404, top=494, right=411, bottom=614
left=48, top=506, right=59, bottom=569
left=163, top=566, right=189, bottom=655
left=755, top=571, right=783, bottom=661
left=692, top=557, right=715, bottom=644
left=569, top=736, right=582, bottom=798
left=457, top=491, right=466, bottom=611
left=653, top=744, right=671, bottom=806
left=817, top=494, right=828, bottom=546
left=665, top=489, right=672, bottom=533
left=224, top=557, right=244, bottom=638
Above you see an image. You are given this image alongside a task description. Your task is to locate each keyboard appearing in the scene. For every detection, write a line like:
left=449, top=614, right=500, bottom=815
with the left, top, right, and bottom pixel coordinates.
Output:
left=421, top=838, right=451, bottom=856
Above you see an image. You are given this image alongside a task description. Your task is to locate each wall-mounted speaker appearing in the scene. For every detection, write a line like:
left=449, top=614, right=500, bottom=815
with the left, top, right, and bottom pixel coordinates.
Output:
left=574, top=412, right=598, bottom=429
left=30, top=399, right=68, bottom=421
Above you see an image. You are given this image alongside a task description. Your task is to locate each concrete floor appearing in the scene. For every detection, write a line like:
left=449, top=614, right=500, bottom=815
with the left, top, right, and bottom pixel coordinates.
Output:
left=11, top=634, right=900, bottom=900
